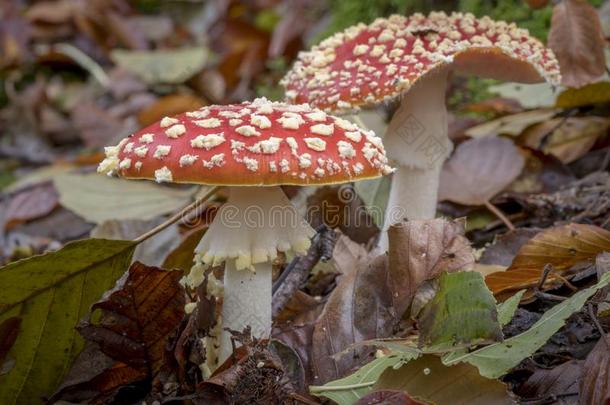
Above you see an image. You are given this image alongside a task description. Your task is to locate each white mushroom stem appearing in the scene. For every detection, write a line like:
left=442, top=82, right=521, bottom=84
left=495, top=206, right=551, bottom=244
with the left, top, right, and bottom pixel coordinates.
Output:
left=188, top=186, right=313, bottom=365
left=380, top=68, right=452, bottom=249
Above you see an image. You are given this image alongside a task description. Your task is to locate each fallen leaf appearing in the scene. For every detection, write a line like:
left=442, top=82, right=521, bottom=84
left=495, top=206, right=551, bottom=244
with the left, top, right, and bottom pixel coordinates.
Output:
left=555, top=82, right=610, bottom=108
left=376, top=355, right=514, bottom=405
left=486, top=224, right=610, bottom=296
left=525, top=0, right=550, bottom=9
left=49, top=345, right=147, bottom=404
left=353, top=176, right=391, bottom=229
left=496, top=290, right=526, bottom=326
left=0, top=239, right=136, bottom=404
left=388, top=219, right=475, bottom=319
left=418, top=272, right=502, bottom=351
left=488, top=83, right=558, bottom=109
left=309, top=351, right=420, bottom=404
left=443, top=271, right=610, bottom=378
left=3, top=181, right=59, bottom=230
left=54, top=173, right=197, bottom=224
left=464, top=109, right=558, bottom=139
left=354, top=390, right=425, bottom=405
left=520, top=117, right=610, bottom=163
left=480, top=228, right=542, bottom=266
left=78, top=261, right=184, bottom=373
left=507, top=149, right=575, bottom=194
left=110, top=47, right=210, bottom=85
left=137, top=93, right=206, bottom=127
left=462, top=97, right=523, bottom=116
left=580, top=338, right=610, bottom=404
left=10, top=207, right=92, bottom=243
left=517, top=360, right=582, bottom=401
left=71, top=103, right=133, bottom=148
left=439, top=137, right=525, bottom=206
left=548, top=0, right=606, bottom=88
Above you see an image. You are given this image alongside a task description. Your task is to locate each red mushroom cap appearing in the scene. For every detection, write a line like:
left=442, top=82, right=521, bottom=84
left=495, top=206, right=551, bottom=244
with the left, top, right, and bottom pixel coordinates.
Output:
left=282, top=12, right=561, bottom=112
left=97, top=98, right=393, bottom=186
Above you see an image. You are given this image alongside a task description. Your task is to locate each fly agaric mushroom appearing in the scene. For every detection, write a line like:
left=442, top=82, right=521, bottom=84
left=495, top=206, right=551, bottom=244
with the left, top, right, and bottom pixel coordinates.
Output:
left=282, top=12, right=561, bottom=246
left=98, top=97, right=393, bottom=362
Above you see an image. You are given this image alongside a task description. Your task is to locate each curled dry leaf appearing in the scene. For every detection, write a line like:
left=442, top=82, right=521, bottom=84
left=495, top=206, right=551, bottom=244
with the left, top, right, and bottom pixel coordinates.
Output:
left=555, top=82, right=610, bottom=108
left=520, top=117, right=610, bottom=164
left=486, top=224, right=610, bottom=297
left=439, top=137, right=525, bottom=206
left=548, top=0, right=606, bottom=88
left=580, top=338, right=610, bottom=404
left=137, top=93, right=206, bottom=127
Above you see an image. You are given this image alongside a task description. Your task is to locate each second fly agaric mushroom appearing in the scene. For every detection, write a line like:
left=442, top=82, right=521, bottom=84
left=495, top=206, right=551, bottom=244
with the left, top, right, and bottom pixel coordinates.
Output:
left=98, top=97, right=392, bottom=364
left=282, top=12, right=561, bottom=245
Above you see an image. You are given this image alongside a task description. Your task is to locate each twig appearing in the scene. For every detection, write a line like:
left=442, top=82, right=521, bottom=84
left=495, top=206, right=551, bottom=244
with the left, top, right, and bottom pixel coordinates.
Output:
left=534, top=264, right=566, bottom=302
left=587, top=303, right=610, bottom=348
left=134, top=186, right=220, bottom=244
left=484, top=200, right=515, bottom=231
left=271, top=225, right=337, bottom=317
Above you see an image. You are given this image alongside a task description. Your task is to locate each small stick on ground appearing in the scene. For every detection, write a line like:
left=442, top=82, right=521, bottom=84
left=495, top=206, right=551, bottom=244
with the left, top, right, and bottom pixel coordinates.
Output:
left=587, top=303, right=610, bottom=348
left=484, top=200, right=515, bottom=231
left=534, top=264, right=566, bottom=302
left=272, top=225, right=337, bottom=318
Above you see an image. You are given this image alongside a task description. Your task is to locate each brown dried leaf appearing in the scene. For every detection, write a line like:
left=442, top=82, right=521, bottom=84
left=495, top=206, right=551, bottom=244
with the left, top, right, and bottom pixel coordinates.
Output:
left=3, top=181, right=59, bottom=230
left=517, top=360, right=582, bottom=400
left=525, top=0, right=550, bottom=9
left=71, top=103, right=130, bottom=148
left=78, top=261, right=185, bottom=372
left=548, top=0, right=607, bottom=88
left=162, top=227, right=207, bottom=272
left=486, top=224, right=610, bottom=297
left=520, top=117, right=610, bottom=163
left=439, top=137, right=525, bottom=206
left=580, top=338, right=610, bottom=404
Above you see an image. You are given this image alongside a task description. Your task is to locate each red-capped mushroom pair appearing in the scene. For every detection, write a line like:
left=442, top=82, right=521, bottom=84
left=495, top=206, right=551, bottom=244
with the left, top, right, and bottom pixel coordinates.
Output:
left=282, top=11, right=561, bottom=247
left=99, top=10, right=561, bottom=370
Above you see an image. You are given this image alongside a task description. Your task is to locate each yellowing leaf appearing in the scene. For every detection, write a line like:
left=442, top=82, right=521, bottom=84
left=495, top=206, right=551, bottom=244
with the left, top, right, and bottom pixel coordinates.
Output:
left=488, top=83, right=559, bottom=109
left=110, top=47, right=210, bottom=84
left=556, top=82, right=610, bottom=108
left=54, top=173, right=197, bottom=224
left=486, top=224, right=610, bottom=297
left=0, top=239, right=136, bottom=404
left=548, top=0, right=607, bottom=88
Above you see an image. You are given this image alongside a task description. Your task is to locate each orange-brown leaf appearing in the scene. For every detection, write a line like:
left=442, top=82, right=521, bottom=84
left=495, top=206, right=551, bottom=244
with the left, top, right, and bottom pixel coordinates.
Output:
left=486, top=224, right=610, bottom=296
left=548, top=0, right=606, bottom=88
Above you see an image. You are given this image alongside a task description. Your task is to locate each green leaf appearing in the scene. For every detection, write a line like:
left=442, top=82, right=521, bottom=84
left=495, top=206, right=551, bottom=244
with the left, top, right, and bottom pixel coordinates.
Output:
left=310, top=351, right=420, bottom=405
left=443, top=272, right=610, bottom=378
left=54, top=173, right=197, bottom=224
left=418, top=272, right=503, bottom=351
left=0, top=239, right=136, bottom=404
left=110, top=47, right=210, bottom=84
left=496, top=290, right=525, bottom=326
left=353, top=175, right=391, bottom=228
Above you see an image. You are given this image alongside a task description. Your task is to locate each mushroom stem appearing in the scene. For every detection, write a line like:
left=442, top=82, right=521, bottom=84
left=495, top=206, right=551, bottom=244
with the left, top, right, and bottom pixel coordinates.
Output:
left=380, top=68, right=452, bottom=249
left=220, top=259, right=272, bottom=362
left=190, top=186, right=314, bottom=365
